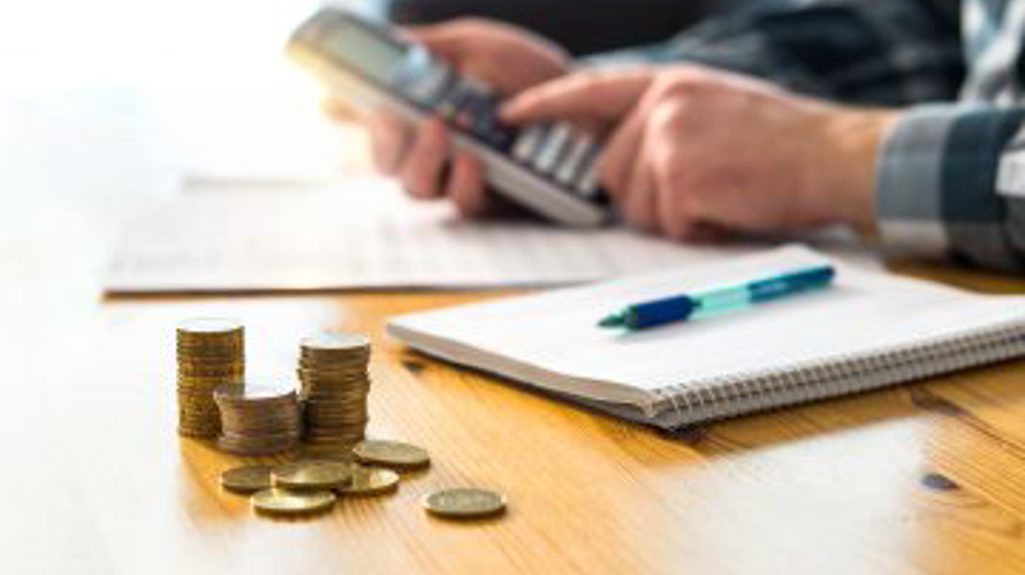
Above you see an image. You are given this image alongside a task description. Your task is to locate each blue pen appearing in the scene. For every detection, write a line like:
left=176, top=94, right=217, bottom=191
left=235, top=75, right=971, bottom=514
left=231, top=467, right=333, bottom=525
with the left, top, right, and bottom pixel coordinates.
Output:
left=598, top=264, right=836, bottom=330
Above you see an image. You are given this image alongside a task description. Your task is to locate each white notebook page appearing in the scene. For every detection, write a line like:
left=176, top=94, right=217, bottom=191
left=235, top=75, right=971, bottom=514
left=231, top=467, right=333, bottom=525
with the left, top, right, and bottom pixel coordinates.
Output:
left=388, top=246, right=1025, bottom=406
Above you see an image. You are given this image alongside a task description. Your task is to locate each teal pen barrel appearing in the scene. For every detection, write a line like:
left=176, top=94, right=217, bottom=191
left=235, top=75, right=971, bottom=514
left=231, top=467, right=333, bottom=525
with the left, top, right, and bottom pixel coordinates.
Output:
left=748, top=265, right=835, bottom=302
left=689, top=285, right=752, bottom=315
left=599, top=264, right=836, bottom=330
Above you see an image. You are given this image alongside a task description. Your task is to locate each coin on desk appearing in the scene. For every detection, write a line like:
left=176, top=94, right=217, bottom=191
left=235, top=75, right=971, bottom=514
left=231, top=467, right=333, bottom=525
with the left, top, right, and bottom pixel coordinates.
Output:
left=338, top=466, right=400, bottom=496
left=220, top=464, right=274, bottom=494
left=423, top=488, right=506, bottom=520
left=353, top=440, right=430, bottom=470
left=271, top=460, right=353, bottom=491
left=251, top=488, right=336, bottom=516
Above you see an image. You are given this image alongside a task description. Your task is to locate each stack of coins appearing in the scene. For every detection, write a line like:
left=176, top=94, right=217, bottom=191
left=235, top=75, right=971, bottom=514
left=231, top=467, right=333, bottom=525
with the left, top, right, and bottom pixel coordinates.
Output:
left=214, top=384, right=301, bottom=455
left=297, top=333, right=371, bottom=446
left=177, top=318, right=245, bottom=438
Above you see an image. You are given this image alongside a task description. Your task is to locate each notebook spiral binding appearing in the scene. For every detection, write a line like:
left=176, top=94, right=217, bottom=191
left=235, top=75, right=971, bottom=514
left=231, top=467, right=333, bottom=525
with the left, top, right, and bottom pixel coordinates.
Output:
left=648, top=320, right=1025, bottom=428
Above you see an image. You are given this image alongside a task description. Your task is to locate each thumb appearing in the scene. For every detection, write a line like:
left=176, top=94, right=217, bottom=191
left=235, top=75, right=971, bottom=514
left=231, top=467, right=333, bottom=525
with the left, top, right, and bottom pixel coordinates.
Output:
left=499, top=68, right=654, bottom=125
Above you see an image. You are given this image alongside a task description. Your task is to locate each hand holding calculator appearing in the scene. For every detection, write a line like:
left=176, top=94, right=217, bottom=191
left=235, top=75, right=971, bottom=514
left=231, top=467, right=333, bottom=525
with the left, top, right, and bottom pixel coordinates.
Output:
left=288, top=8, right=610, bottom=226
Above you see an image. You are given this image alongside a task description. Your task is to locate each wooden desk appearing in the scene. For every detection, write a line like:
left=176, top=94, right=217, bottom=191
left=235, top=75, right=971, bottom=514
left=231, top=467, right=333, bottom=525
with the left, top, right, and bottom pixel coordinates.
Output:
left=3, top=96, right=1025, bottom=575
left=2, top=271, right=1022, bottom=574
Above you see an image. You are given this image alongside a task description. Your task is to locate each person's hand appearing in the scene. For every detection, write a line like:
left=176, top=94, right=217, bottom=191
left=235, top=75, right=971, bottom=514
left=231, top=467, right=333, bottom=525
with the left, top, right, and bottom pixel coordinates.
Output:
left=332, top=19, right=570, bottom=216
left=501, top=66, right=899, bottom=240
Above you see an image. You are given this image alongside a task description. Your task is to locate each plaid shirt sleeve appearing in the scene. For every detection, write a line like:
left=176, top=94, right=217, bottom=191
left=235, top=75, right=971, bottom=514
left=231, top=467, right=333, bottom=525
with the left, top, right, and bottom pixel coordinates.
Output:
left=877, top=105, right=1025, bottom=271
left=585, top=0, right=964, bottom=107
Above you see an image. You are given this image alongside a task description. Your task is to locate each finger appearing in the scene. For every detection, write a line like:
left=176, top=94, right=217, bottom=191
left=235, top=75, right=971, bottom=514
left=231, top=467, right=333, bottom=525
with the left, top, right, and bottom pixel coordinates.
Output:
left=447, top=152, right=490, bottom=217
left=677, top=223, right=734, bottom=244
left=499, top=68, right=653, bottom=125
left=365, top=112, right=411, bottom=174
left=597, top=103, right=646, bottom=198
left=405, top=24, right=472, bottom=65
left=621, top=177, right=658, bottom=233
left=399, top=118, right=451, bottom=199
left=648, top=141, right=715, bottom=243
left=599, top=77, right=679, bottom=196
left=619, top=142, right=658, bottom=232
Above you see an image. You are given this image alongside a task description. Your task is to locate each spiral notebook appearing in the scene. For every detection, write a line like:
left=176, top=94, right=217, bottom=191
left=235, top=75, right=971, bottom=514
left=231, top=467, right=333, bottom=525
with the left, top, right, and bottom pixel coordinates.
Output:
left=387, top=245, right=1025, bottom=428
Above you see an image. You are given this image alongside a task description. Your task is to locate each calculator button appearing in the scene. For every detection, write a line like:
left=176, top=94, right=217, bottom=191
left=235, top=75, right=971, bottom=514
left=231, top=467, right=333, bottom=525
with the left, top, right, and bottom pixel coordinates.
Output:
left=463, top=94, right=498, bottom=127
left=459, top=77, right=493, bottom=95
left=460, top=93, right=499, bottom=134
left=484, top=125, right=516, bottom=151
left=572, top=145, right=599, bottom=186
left=574, top=148, right=606, bottom=200
left=575, top=168, right=599, bottom=197
left=460, top=91, right=492, bottom=119
left=533, top=123, right=572, bottom=174
left=512, top=125, right=548, bottom=163
left=555, top=135, right=594, bottom=185
left=434, top=79, right=473, bottom=119
left=475, top=121, right=515, bottom=151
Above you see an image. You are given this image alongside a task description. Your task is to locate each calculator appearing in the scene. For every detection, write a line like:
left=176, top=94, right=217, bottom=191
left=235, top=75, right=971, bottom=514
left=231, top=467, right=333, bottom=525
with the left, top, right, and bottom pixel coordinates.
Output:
left=287, top=8, right=609, bottom=227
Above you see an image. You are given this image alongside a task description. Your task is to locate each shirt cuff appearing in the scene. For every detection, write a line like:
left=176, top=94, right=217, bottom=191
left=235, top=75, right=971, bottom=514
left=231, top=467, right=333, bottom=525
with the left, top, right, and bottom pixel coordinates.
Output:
left=875, top=103, right=1025, bottom=270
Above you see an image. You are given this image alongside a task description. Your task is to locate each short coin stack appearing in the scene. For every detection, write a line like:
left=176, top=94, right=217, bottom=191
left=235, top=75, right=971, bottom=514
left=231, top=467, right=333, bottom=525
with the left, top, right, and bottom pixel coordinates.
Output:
left=297, top=333, right=372, bottom=446
left=177, top=318, right=245, bottom=438
left=214, top=384, right=301, bottom=455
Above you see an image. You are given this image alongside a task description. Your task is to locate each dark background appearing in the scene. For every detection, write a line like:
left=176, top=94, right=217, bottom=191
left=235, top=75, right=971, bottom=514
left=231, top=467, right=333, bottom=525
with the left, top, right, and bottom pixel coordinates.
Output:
left=383, top=0, right=749, bottom=55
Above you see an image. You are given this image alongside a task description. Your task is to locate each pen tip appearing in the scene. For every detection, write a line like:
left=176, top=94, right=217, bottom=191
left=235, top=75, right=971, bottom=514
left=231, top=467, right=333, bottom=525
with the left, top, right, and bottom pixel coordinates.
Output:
left=598, top=314, right=625, bottom=328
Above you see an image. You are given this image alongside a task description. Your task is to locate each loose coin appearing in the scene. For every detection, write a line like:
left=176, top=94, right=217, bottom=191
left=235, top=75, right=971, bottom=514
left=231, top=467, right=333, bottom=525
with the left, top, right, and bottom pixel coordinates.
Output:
left=353, top=440, right=430, bottom=470
left=220, top=464, right=274, bottom=494
left=338, top=466, right=400, bottom=496
left=423, top=488, right=507, bottom=519
left=251, top=488, right=336, bottom=516
left=272, top=460, right=353, bottom=491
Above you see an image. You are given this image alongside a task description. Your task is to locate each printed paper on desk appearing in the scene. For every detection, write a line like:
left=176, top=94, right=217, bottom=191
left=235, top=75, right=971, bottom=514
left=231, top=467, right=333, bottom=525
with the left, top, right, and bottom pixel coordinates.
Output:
left=105, top=179, right=751, bottom=293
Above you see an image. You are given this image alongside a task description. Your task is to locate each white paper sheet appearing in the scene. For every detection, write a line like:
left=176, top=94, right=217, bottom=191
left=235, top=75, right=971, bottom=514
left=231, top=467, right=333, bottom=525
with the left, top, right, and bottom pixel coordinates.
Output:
left=106, top=179, right=751, bottom=293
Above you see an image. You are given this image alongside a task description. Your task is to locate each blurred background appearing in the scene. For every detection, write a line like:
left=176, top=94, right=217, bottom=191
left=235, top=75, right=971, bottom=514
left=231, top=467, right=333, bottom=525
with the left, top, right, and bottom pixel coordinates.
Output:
left=0, top=0, right=738, bottom=294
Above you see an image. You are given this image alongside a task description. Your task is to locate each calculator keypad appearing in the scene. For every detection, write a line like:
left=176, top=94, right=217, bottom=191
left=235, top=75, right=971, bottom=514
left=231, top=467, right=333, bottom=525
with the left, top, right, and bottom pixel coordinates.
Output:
left=397, top=63, right=607, bottom=204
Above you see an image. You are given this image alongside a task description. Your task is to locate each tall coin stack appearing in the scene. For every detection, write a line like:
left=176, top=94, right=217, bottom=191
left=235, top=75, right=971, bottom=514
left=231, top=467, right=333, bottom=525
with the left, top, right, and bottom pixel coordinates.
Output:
left=176, top=318, right=245, bottom=438
left=214, top=384, right=301, bottom=455
left=297, top=333, right=372, bottom=446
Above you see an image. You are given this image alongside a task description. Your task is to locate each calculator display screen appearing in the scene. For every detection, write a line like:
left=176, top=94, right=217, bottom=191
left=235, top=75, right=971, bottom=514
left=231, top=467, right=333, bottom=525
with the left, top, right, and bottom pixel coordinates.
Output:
left=322, top=23, right=409, bottom=85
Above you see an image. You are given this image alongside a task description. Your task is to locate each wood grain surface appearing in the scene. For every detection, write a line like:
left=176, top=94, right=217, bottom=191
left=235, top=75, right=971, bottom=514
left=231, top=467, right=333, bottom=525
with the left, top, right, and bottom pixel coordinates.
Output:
left=4, top=272, right=1025, bottom=574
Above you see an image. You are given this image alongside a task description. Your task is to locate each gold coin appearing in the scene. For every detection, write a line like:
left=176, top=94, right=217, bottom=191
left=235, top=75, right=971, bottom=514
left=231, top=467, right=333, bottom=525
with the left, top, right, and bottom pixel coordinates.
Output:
left=178, top=317, right=244, bottom=336
left=422, top=488, right=506, bottom=519
left=220, top=465, right=274, bottom=494
left=214, top=383, right=296, bottom=403
left=217, top=439, right=298, bottom=457
left=251, top=488, right=335, bottom=516
left=178, top=427, right=219, bottom=438
left=338, top=466, right=399, bottom=496
left=353, top=440, right=430, bottom=470
left=305, top=435, right=365, bottom=446
left=301, top=332, right=370, bottom=352
left=271, top=460, right=353, bottom=491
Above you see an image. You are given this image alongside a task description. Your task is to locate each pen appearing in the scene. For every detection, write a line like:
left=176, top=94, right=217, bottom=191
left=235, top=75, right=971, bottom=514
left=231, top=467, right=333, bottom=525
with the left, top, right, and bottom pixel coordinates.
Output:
left=598, top=264, right=836, bottom=330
